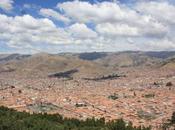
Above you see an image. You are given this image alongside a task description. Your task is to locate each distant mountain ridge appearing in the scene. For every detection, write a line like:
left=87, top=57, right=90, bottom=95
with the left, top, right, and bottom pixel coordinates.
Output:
left=77, top=51, right=175, bottom=61
left=144, top=51, right=175, bottom=59
left=0, top=54, right=30, bottom=63
left=0, top=51, right=174, bottom=78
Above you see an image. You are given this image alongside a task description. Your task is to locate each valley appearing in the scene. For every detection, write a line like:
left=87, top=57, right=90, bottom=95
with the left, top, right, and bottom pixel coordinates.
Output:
left=0, top=51, right=175, bottom=129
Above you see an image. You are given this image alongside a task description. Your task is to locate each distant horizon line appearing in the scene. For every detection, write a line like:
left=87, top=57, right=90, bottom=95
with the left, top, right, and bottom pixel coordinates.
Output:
left=1, top=50, right=175, bottom=55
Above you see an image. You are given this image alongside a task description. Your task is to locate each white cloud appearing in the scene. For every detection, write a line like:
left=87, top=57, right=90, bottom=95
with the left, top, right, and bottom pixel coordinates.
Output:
left=39, top=8, right=70, bottom=23
left=58, top=1, right=135, bottom=23
left=0, top=14, right=100, bottom=53
left=58, top=1, right=168, bottom=38
left=68, top=23, right=97, bottom=39
left=96, top=23, right=139, bottom=37
left=141, top=38, right=175, bottom=51
left=1, top=0, right=175, bottom=53
left=23, top=4, right=32, bottom=9
left=0, top=0, right=13, bottom=11
left=0, top=14, right=72, bottom=52
left=136, top=1, right=175, bottom=24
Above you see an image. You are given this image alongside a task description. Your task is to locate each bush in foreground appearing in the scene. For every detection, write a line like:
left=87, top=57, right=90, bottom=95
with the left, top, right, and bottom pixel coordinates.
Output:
left=0, top=106, right=151, bottom=130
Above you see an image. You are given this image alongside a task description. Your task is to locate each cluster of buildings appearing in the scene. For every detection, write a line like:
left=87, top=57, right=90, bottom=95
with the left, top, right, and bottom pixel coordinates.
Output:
left=0, top=67, right=175, bottom=129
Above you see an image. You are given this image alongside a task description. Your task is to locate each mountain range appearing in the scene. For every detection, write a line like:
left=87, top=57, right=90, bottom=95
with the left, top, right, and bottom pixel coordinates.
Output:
left=0, top=51, right=174, bottom=78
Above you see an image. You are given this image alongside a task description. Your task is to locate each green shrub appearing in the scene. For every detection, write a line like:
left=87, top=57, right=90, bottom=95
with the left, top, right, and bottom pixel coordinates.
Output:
left=0, top=106, right=151, bottom=130
left=144, top=93, right=155, bottom=98
left=108, top=93, right=119, bottom=100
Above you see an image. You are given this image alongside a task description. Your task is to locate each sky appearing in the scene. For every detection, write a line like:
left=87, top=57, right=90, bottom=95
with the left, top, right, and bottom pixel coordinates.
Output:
left=0, top=0, right=175, bottom=54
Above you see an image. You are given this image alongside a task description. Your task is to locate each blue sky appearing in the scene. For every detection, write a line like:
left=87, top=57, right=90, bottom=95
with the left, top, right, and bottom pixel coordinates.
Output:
left=0, top=0, right=175, bottom=54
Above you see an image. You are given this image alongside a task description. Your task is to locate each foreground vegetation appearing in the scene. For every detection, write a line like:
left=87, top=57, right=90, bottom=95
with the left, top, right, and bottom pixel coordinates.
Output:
left=162, top=112, right=175, bottom=130
left=0, top=106, right=151, bottom=130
